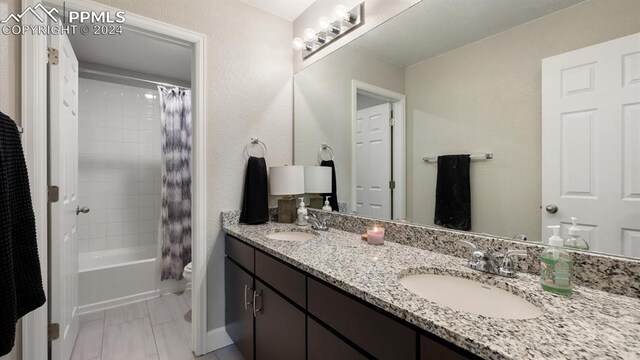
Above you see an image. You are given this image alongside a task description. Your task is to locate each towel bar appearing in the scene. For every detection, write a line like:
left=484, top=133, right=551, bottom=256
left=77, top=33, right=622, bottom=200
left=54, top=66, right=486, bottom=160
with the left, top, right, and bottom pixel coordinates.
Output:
left=423, top=153, right=493, bottom=163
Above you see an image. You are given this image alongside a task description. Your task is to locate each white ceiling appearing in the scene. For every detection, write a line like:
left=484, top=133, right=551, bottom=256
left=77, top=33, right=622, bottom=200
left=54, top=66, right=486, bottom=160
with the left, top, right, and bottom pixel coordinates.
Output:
left=69, top=28, right=192, bottom=82
left=238, top=0, right=315, bottom=21
left=351, top=0, right=586, bottom=67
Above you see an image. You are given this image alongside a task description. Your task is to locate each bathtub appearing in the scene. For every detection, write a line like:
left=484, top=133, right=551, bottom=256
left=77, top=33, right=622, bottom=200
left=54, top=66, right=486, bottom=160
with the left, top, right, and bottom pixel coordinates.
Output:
left=78, top=245, right=188, bottom=313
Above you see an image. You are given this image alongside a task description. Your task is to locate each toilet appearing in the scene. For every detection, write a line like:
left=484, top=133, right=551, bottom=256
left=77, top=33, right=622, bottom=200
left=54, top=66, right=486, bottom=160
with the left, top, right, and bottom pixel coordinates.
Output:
left=182, top=262, right=193, bottom=281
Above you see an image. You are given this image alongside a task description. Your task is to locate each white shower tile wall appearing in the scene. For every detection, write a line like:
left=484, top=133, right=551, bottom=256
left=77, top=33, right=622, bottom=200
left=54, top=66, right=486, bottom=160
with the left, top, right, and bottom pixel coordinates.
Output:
left=77, top=78, right=162, bottom=253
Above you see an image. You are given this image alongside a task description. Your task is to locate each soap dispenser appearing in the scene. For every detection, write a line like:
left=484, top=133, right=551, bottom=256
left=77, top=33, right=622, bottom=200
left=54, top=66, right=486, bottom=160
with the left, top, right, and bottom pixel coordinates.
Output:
left=564, top=217, right=589, bottom=250
left=296, top=198, right=308, bottom=226
left=540, top=225, right=573, bottom=296
left=322, top=196, right=332, bottom=211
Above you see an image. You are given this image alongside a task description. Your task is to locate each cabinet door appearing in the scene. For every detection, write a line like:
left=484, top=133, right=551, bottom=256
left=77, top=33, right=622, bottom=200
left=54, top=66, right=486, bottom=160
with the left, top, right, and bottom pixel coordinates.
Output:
left=225, top=258, right=254, bottom=360
left=254, top=280, right=305, bottom=360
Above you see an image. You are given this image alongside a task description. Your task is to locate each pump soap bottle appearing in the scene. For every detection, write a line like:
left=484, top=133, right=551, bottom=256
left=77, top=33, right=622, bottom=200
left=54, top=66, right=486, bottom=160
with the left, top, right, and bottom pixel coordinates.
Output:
left=322, top=196, right=332, bottom=211
left=297, top=198, right=308, bottom=226
left=564, top=217, right=589, bottom=250
left=540, top=225, right=573, bottom=296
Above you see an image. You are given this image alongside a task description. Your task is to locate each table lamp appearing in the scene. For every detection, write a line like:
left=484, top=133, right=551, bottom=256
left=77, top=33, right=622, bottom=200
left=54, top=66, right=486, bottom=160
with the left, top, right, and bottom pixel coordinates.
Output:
left=304, top=166, right=331, bottom=209
left=269, top=165, right=305, bottom=223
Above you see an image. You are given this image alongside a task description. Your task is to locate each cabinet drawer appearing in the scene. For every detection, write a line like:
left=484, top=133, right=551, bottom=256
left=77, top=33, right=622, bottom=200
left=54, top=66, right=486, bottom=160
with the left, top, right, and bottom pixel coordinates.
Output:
left=255, top=251, right=306, bottom=307
left=308, top=318, right=366, bottom=360
left=308, top=278, right=416, bottom=360
left=225, top=235, right=254, bottom=272
left=421, top=335, right=474, bottom=360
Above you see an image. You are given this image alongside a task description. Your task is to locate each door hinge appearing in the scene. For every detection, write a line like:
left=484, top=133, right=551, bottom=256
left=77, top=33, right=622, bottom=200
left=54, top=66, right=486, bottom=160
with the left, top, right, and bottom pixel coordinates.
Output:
left=47, top=47, right=59, bottom=65
left=48, top=185, right=59, bottom=203
left=389, top=117, right=396, bottom=126
left=48, top=323, right=60, bottom=341
left=389, top=180, right=396, bottom=190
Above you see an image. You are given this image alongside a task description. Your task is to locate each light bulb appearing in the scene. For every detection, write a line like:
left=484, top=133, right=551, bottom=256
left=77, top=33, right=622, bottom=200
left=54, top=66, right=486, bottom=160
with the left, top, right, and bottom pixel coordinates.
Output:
left=303, top=28, right=317, bottom=42
left=318, top=17, right=331, bottom=31
left=292, top=37, right=305, bottom=50
left=334, top=4, right=347, bottom=20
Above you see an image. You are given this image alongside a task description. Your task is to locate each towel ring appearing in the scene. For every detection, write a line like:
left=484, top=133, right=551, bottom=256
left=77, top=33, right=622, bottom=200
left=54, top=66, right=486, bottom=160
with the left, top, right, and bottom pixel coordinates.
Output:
left=318, top=144, right=334, bottom=163
left=244, top=138, right=267, bottom=158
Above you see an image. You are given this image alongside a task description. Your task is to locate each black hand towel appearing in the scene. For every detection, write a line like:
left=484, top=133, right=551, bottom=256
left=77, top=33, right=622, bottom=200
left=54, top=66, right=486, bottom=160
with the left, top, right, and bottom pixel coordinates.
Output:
left=434, top=154, right=471, bottom=231
left=239, top=156, right=269, bottom=224
left=0, top=112, right=46, bottom=356
left=321, top=160, right=339, bottom=211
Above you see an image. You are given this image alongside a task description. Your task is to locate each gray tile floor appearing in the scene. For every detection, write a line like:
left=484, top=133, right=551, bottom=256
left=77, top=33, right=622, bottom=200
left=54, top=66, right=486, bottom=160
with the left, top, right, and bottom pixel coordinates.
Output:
left=72, top=291, right=244, bottom=360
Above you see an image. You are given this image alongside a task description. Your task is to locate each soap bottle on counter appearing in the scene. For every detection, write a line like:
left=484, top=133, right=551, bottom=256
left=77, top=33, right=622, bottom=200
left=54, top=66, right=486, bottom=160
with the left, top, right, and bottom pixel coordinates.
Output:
left=296, top=198, right=308, bottom=226
left=564, top=217, right=589, bottom=250
left=322, top=196, right=332, bottom=211
left=540, top=225, right=573, bottom=296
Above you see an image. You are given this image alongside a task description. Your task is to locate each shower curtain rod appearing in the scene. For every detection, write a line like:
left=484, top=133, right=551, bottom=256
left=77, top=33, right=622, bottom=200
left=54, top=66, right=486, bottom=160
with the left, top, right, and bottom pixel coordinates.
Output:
left=78, top=67, right=190, bottom=90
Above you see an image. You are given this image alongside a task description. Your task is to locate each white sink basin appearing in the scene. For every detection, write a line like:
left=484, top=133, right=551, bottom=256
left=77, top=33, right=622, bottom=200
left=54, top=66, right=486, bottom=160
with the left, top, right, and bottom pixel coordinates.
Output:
left=399, top=274, right=543, bottom=319
left=264, top=231, right=316, bottom=242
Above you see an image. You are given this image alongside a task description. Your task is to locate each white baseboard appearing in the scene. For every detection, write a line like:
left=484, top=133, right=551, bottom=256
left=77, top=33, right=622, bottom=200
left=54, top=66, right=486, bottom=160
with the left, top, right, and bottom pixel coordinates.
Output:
left=78, top=284, right=191, bottom=315
left=205, top=326, right=233, bottom=354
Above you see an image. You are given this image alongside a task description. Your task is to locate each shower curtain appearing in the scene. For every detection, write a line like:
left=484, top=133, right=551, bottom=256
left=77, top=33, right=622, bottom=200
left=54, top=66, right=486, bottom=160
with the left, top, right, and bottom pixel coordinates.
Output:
left=158, top=86, right=192, bottom=281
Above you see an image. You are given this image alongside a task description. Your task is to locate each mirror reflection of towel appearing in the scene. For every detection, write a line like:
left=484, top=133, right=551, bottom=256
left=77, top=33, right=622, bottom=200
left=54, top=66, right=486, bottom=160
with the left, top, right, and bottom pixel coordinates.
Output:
left=240, top=157, right=269, bottom=224
left=434, top=155, right=471, bottom=231
left=321, top=160, right=339, bottom=211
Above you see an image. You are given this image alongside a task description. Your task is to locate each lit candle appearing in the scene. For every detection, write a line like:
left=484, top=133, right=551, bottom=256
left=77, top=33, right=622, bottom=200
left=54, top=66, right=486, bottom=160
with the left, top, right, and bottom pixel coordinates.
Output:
left=367, top=225, right=385, bottom=245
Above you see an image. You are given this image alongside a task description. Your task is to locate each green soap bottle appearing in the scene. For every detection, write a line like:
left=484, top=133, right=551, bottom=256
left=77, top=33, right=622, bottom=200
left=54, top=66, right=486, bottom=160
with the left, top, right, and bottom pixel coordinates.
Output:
left=540, top=225, right=573, bottom=296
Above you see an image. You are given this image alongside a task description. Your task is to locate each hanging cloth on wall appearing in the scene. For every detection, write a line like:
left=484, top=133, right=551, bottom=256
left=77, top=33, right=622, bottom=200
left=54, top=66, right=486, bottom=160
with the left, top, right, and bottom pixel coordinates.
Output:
left=239, top=156, right=269, bottom=224
left=434, top=154, right=472, bottom=231
left=0, top=112, right=46, bottom=356
left=158, top=87, right=193, bottom=281
left=321, top=160, right=339, bottom=211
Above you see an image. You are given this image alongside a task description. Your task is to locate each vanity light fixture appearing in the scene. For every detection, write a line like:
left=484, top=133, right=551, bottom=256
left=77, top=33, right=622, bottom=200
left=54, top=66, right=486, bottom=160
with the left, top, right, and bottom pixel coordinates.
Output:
left=292, top=3, right=364, bottom=59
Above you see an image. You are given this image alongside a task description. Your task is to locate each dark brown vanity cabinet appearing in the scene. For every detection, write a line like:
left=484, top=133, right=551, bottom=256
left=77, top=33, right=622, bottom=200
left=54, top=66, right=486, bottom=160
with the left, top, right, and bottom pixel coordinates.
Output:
left=225, top=234, right=477, bottom=360
left=225, top=235, right=306, bottom=360
left=224, top=257, right=254, bottom=360
left=254, top=280, right=306, bottom=360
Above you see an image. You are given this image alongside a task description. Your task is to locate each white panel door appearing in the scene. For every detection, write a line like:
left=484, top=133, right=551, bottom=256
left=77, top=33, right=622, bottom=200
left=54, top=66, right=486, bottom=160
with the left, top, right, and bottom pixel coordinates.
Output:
left=49, top=32, right=80, bottom=360
left=542, top=33, right=640, bottom=256
left=356, top=103, right=392, bottom=219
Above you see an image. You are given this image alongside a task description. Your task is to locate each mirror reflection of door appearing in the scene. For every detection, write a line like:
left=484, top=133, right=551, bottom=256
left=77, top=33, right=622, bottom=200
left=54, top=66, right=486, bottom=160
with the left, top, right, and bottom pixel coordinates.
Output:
left=356, top=100, right=392, bottom=219
left=542, top=33, right=640, bottom=257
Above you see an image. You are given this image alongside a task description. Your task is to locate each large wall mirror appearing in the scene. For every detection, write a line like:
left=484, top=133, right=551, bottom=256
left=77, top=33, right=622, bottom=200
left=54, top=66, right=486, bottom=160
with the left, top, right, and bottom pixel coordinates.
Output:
left=294, top=0, right=640, bottom=258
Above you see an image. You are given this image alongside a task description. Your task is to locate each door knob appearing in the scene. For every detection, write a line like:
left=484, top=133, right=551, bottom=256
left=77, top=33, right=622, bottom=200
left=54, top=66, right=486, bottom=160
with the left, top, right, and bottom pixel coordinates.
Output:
left=545, top=204, right=558, bottom=214
left=76, top=206, right=90, bottom=215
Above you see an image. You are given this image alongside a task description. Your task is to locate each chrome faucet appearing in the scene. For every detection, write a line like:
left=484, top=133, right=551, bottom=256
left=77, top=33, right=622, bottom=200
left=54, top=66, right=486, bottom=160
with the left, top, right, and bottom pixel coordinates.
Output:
left=305, top=213, right=329, bottom=231
left=458, top=240, right=527, bottom=278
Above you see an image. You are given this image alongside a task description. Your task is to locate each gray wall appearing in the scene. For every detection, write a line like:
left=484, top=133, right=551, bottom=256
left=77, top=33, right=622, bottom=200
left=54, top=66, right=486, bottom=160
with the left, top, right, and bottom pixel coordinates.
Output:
left=405, top=0, right=640, bottom=242
left=295, top=45, right=405, bottom=210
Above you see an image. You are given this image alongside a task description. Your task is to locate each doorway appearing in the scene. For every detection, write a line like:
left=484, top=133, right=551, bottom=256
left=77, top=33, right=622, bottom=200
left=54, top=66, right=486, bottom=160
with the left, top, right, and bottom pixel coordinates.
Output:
left=351, top=80, right=406, bottom=220
left=21, top=0, right=207, bottom=358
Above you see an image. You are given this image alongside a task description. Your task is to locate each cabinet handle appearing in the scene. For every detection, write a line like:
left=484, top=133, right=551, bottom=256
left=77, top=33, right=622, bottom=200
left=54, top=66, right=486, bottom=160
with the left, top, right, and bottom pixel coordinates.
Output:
left=244, top=285, right=253, bottom=310
left=252, top=290, right=262, bottom=317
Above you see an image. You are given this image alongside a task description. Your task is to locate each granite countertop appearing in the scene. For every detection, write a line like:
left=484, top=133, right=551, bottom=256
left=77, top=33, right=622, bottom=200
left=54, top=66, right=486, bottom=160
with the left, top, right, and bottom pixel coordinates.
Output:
left=222, top=221, right=640, bottom=360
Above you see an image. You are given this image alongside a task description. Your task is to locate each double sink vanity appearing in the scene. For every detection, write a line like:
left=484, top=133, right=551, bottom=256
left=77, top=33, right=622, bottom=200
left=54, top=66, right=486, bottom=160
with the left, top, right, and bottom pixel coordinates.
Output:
left=222, top=210, right=640, bottom=360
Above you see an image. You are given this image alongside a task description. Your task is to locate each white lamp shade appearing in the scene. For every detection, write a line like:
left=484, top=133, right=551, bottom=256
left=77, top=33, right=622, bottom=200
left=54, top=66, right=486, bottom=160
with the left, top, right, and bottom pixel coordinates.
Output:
left=304, top=166, right=331, bottom=193
left=269, top=166, right=305, bottom=195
